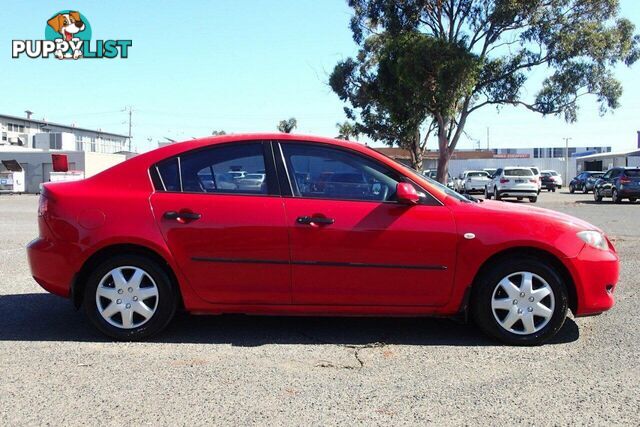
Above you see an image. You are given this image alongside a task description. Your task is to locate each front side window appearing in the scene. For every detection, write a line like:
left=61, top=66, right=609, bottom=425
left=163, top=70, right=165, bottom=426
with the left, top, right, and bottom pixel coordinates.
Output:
left=281, top=143, right=402, bottom=202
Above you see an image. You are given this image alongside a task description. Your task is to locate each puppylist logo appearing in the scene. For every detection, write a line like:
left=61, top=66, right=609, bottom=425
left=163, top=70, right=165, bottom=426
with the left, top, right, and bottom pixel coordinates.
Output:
left=12, top=10, right=132, bottom=60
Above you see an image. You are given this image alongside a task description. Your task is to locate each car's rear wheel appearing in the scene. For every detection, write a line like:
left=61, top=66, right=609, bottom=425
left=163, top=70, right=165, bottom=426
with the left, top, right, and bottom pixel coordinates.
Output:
left=494, top=187, right=501, bottom=200
left=529, top=197, right=537, bottom=203
left=630, top=198, right=637, bottom=203
left=471, top=257, right=568, bottom=345
left=583, top=185, right=589, bottom=194
left=484, top=187, right=491, bottom=199
left=569, top=184, right=575, bottom=193
left=83, top=254, right=177, bottom=341
left=612, top=188, right=622, bottom=204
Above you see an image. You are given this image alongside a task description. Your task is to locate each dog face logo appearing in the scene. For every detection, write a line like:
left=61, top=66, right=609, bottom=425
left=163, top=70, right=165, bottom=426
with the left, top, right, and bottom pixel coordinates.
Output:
left=47, top=11, right=86, bottom=42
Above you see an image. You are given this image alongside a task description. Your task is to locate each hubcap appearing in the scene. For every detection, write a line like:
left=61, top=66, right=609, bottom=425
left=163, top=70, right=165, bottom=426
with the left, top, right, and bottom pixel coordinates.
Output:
left=491, top=271, right=555, bottom=335
left=95, top=266, right=159, bottom=329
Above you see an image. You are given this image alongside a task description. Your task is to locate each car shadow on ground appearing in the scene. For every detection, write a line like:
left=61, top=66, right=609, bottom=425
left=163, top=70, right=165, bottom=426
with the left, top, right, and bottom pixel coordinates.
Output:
left=0, top=293, right=580, bottom=346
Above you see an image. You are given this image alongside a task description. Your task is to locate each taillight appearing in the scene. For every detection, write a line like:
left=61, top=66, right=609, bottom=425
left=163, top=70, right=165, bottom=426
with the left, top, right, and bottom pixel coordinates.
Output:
left=500, top=178, right=509, bottom=184
left=620, top=176, right=631, bottom=184
left=38, top=193, right=49, bottom=217
left=529, top=179, right=536, bottom=183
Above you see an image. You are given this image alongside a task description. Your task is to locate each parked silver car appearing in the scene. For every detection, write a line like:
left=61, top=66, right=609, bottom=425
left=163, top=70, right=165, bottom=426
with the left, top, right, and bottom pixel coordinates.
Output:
left=456, top=170, right=491, bottom=194
left=485, top=167, right=538, bottom=203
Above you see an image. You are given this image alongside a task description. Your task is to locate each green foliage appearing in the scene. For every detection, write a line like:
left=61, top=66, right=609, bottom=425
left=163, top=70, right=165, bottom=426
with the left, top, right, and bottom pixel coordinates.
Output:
left=277, top=118, right=297, bottom=133
left=331, top=0, right=639, bottom=178
left=336, top=121, right=360, bottom=140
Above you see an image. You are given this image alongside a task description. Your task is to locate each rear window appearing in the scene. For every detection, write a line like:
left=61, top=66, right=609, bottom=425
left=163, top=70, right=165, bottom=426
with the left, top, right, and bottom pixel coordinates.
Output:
left=624, top=169, right=640, bottom=177
left=467, top=172, right=488, bottom=178
left=505, top=169, right=534, bottom=177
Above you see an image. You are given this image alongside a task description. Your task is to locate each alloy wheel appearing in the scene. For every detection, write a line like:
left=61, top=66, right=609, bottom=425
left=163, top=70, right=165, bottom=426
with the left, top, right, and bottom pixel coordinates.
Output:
left=95, top=266, right=159, bottom=329
left=491, top=271, right=555, bottom=335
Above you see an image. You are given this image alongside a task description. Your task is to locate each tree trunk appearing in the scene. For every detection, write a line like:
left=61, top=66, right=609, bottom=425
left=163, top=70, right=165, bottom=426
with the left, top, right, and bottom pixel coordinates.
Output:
left=407, top=129, right=423, bottom=171
left=436, top=123, right=451, bottom=184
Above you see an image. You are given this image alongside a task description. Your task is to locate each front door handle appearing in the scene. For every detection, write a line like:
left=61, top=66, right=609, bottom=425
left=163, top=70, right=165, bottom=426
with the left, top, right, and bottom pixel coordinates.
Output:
left=296, top=216, right=334, bottom=225
left=164, top=210, right=202, bottom=222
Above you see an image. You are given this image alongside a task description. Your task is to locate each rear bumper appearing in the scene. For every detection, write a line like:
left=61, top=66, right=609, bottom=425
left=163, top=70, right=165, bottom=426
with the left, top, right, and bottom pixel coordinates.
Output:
left=619, top=188, right=640, bottom=198
left=27, top=237, right=79, bottom=298
left=568, top=245, right=619, bottom=316
left=497, top=189, right=538, bottom=198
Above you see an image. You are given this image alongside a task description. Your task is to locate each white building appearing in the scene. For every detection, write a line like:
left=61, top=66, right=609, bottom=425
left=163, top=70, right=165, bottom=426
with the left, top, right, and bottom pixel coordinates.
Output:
left=0, top=112, right=131, bottom=193
left=0, top=112, right=128, bottom=153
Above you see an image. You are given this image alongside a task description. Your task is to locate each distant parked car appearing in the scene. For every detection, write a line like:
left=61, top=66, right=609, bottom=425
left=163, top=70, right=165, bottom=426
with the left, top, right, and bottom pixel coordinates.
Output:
left=485, top=167, right=538, bottom=202
left=528, top=167, right=542, bottom=193
left=593, top=167, right=640, bottom=203
left=541, top=170, right=562, bottom=189
left=540, top=171, right=559, bottom=192
left=456, top=170, right=491, bottom=194
left=483, top=168, right=497, bottom=177
left=570, top=171, right=604, bottom=193
left=423, top=169, right=455, bottom=190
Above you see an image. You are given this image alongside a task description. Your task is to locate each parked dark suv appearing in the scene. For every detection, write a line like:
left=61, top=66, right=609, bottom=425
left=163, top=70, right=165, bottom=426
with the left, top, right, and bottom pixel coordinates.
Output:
left=593, top=167, right=640, bottom=203
left=570, top=171, right=604, bottom=194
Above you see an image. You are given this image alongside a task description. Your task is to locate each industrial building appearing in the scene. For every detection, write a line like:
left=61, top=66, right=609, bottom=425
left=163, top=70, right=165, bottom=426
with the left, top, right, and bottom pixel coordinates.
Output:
left=0, top=112, right=130, bottom=193
left=376, top=145, right=613, bottom=182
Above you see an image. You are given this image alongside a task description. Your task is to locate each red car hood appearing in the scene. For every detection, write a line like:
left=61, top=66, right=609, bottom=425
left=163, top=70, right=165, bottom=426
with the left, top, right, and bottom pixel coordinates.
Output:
left=475, top=199, right=602, bottom=233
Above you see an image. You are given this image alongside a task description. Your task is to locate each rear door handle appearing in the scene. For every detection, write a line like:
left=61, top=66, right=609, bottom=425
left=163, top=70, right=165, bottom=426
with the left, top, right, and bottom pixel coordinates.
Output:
left=164, top=211, right=202, bottom=221
left=296, top=216, right=334, bottom=225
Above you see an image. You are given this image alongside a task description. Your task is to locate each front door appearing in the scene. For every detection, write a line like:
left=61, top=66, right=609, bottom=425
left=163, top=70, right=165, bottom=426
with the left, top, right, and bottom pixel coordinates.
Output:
left=149, top=141, right=290, bottom=304
left=278, top=142, right=457, bottom=307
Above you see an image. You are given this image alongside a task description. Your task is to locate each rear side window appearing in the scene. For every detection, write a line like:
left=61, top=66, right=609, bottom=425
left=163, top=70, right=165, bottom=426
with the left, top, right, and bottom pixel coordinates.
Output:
left=180, top=143, right=268, bottom=194
left=156, top=158, right=180, bottom=192
left=505, top=169, right=534, bottom=177
left=153, top=143, right=270, bottom=195
left=624, top=169, right=640, bottom=177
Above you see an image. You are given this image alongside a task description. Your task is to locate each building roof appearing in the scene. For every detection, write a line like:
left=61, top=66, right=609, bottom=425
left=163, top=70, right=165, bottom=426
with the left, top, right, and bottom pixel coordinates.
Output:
left=375, top=147, right=496, bottom=160
left=0, top=113, right=128, bottom=139
left=576, top=149, right=640, bottom=160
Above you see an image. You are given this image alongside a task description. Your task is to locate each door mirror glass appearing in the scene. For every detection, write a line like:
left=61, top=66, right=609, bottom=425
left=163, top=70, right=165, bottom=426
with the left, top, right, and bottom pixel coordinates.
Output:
left=396, top=182, right=419, bottom=205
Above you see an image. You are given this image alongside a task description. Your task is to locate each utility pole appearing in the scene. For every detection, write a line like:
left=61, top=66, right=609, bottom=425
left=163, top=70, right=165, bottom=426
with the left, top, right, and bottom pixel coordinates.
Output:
left=563, top=137, right=572, bottom=185
left=123, top=106, right=133, bottom=151
left=486, top=127, right=490, bottom=150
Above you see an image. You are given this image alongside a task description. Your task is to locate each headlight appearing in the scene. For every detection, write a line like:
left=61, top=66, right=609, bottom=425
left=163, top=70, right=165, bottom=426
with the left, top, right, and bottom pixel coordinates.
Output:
left=577, top=230, right=609, bottom=251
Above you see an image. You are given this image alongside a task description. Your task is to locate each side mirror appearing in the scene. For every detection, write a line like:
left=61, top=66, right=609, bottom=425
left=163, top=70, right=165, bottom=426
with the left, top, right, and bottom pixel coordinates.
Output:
left=396, top=182, right=420, bottom=205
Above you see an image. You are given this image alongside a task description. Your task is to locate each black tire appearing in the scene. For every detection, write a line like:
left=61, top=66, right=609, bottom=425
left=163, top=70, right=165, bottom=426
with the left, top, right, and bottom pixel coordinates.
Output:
left=583, top=185, right=588, bottom=194
left=485, top=187, right=491, bottom=199
left=569, top=184, right=575, bottom=194
left=594, top=189, right=603, bottom=202
left=529, top=197, right=537, bottom=203
left=495, top=187, right=501, bottom=201
left=611, top=188, right=620, bottom=204
left=83, top=254, right=177, bottom=341
left=471, top=256, right=568, bottom=346
left=517, top=197, right=523, bottom=201
left=551, top=187, right=556, bottom=192
left=630, top=198, right=637, bottom=203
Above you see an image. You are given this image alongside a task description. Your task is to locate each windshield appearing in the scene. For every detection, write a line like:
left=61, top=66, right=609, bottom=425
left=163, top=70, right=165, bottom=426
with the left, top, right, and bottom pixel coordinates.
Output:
left=505, top=168, right=534, bottom=177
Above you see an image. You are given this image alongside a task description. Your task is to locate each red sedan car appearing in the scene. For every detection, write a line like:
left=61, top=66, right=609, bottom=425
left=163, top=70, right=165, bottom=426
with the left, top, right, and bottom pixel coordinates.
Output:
left=27, top=134, right=619, bottom=345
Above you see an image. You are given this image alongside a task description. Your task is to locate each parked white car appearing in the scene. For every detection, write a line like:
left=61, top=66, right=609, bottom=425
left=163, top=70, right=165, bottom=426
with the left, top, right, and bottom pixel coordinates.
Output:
left=456, top=170, right=491, bottom=194
left=527, top=166, right=542, bottom=193
left=485, top=167, right=539, bottom=203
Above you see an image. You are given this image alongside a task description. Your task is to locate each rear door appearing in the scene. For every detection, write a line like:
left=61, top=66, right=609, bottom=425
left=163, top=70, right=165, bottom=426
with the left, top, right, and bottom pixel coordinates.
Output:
left=277, top=141, right=457, bottom=307
left=149, top=141, right=291, bottom=304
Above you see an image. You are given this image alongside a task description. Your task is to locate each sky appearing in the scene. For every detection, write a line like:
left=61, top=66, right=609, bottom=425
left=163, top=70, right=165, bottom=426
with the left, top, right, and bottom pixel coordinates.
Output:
left=1, top=0, right=639, bottom=153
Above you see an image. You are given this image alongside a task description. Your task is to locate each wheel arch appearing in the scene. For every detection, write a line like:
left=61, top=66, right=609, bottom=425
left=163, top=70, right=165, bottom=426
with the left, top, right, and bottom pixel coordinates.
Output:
left=71, top=243, right=183, bottom=310
left=469, top=246, right=578, bottom=314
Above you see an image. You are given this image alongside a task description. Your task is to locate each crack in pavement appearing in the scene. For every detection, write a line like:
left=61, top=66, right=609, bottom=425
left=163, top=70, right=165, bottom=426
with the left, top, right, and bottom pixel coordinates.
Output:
left=296, top=330, right=387, bottom=370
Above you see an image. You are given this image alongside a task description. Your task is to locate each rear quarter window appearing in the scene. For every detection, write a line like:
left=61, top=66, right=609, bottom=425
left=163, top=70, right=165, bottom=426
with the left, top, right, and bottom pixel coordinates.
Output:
left=155, top=158, right=180, bottom=191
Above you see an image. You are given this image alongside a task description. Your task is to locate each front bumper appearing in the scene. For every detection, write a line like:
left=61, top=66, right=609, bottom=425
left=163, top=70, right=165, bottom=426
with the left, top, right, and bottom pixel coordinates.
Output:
left=27, top=237, right=80, bottom=298
left=568, top=244, right=619, bottom=316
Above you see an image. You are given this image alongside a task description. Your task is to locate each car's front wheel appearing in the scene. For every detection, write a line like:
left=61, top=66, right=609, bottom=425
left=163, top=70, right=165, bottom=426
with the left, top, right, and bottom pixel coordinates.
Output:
left=83, top=254, right=177, bottom=341
left=612, top=188, right=622, bottom=204
left=484, top=187, right=491, bottom=199
left=594, top=189, right=603, bottom=202
left=494, top=187, right=501, bottom=200
left=471, top=257, right=568, bottom=345
left=569, top=184, right=575, bottom=193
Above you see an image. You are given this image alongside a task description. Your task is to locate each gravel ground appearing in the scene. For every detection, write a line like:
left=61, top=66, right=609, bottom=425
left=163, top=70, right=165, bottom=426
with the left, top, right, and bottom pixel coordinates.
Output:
left=1, top=192, right=639, bottom=425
